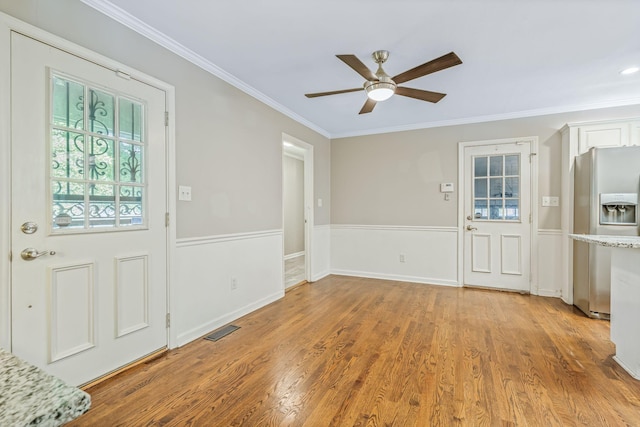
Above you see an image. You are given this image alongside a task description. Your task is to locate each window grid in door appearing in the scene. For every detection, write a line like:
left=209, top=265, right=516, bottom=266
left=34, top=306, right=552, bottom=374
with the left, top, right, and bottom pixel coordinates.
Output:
left=50, top=73, right=146, bottom=232
left=473, top=154, right=520, bottom=221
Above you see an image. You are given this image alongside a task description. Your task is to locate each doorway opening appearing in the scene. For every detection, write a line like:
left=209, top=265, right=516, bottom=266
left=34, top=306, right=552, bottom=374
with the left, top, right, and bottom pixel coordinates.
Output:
left=282, top=134, right=313, bottom=289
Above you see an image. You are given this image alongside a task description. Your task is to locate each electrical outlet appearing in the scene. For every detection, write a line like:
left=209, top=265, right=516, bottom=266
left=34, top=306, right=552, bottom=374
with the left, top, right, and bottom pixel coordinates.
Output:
left=542, top=196, right=560, bottom=207
left=178, top=185, right=192, bottom=201
left=399, top=254, right=405, bottom=263
left=230, top=277, right=238, bottom=290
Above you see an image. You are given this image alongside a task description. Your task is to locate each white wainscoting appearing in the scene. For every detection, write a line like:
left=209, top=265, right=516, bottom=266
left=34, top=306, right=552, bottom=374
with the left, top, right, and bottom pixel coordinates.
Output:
left=329, top=225, right=565, bottom=298
left=312, top=224, right=331, bottom=281
left=536, top=229, right=564, bottom=298
left=175, top=230, right=284, bottom=347
left=173, top=226, right=564, bottom=347
left=330, top=225, right=459, bottom=286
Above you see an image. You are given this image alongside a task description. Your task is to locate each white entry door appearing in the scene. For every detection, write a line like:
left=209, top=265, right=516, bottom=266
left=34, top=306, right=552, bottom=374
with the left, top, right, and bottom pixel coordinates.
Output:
left=11, top=33, right=168, bottom=386
left=462, top=140, right=532, bottom=292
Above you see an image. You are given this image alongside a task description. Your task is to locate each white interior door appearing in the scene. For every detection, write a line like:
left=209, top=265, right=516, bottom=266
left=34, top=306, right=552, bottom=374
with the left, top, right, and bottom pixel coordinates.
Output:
left=463, top=141, right=532, bottom=292
left=10, top=32, right=168, bottom=386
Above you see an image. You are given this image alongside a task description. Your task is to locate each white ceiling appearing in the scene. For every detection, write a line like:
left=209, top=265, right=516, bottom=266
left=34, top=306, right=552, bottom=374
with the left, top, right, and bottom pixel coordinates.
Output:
left=83, top=0, right=640, bottom=138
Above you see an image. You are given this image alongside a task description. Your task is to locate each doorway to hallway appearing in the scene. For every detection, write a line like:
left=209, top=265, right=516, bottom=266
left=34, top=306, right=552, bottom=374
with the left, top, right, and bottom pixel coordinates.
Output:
left=282, top=135, right=313, bottom=289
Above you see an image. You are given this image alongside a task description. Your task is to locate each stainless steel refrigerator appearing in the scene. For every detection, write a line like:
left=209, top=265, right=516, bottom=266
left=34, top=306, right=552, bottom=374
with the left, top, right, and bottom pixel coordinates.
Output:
left=573, top=145, right=640, bottom=319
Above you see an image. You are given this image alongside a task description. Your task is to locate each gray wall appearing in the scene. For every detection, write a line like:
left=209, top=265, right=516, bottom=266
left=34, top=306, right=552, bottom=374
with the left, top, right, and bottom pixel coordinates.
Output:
left=283, top=155, right=304, bottom=255
left=332, top=105, right=640, bottom=230
left=0, top=0, right=331, bottom=238
left=3, top=1, right=640, bottom=235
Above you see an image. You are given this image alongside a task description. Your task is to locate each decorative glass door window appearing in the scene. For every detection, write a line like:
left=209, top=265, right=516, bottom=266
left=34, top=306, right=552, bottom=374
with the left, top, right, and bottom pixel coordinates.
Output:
left=473, top=154, right=520, bottom=221
left=50, top=73, right=146, bottom=231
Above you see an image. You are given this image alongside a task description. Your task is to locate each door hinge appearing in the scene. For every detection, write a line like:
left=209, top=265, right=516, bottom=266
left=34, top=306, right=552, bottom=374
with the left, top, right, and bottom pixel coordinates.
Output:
left=529, top=213, right=532, bottom=224
left=8, top=251, right=12, bottom=262
left=166, top=313, right=170, bottom=328
left=165, top=212, right=170, bottom=227
left=164, top=111, right=169, bottom=127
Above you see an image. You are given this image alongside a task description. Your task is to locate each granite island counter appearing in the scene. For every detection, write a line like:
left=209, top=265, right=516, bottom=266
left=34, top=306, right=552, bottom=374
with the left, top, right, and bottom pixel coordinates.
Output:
left=0, top=348, right=90, bottom=425
left=569, top=234, right=640, bottom=379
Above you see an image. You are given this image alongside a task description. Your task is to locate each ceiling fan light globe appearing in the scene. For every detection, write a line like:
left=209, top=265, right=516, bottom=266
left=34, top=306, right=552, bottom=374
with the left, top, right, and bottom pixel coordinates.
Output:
left=365, top=81, right=396, bottom=101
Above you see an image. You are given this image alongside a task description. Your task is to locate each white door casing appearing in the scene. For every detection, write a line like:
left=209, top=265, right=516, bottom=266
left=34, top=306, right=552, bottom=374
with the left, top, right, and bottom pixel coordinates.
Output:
left=460, top=139, right=535, bottom=292
left=11, top=32, right=168, bottom=386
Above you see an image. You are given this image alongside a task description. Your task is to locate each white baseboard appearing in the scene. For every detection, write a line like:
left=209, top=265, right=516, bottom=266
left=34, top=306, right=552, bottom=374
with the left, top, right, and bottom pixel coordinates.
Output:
left=176, top=290, right=283, bottom=347
left=537, top=288, right=563, bottom=298
left=331, top=269, right=460, bottom=287
left=284, top=251, right=305, bottom=261
left=312, top=270, right=331, bottom=282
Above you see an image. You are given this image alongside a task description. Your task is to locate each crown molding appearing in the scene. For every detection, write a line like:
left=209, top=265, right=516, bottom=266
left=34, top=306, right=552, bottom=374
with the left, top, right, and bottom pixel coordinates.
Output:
left=80, top=0, right=331, bottom=139
left=331, top=97, right=640, bottom=139
left=80, top=1, right=640, bottom=141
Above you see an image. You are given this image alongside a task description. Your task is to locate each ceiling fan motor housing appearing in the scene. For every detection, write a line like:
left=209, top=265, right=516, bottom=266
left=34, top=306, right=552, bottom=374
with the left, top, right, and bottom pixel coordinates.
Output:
left=365, top=50, right=396, bottom=101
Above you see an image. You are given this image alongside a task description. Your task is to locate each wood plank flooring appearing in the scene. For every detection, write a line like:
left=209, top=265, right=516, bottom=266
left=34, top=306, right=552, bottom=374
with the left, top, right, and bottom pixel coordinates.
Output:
left=69, top=275, right=640, bottom=426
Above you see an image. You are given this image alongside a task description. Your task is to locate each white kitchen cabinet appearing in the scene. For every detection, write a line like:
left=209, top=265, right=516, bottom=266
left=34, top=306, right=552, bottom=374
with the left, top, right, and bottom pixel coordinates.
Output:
left=578, top=122, right=628, bottom=154
left=630, top=121, right=640, bottom=146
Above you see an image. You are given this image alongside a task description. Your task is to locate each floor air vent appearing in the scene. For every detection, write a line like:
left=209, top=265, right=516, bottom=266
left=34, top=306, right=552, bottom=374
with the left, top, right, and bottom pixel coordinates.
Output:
left=204, top=325, right=240, bottom=342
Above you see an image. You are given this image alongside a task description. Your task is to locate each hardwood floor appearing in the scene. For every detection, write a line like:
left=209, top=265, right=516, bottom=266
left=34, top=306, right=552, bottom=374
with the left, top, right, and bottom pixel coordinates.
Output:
left=69, top=275, right=640, bottom=426
left=284, top=255, right=306, bottom=289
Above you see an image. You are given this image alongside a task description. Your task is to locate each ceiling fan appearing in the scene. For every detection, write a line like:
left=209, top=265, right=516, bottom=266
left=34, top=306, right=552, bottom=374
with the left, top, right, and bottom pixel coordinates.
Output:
left=305, top=50, right=462, bottom=114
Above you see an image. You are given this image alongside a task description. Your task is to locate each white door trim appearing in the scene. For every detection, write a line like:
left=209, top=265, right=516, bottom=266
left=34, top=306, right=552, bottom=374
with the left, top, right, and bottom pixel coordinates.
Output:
left=0, top=11, right=178, bottom=350
left=457, top=136, right=539, bottom=292
left=282, top=133, right=314, bottom=283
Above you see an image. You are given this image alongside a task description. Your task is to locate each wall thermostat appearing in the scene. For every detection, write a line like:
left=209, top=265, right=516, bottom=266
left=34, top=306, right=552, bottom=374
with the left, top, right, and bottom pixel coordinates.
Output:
left=440, top=183, right=454, bottom=193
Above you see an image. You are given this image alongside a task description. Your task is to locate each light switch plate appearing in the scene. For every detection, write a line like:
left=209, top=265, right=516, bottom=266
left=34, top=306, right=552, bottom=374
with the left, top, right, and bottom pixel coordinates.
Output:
left=178, top=185, right=192, bottom=201
left=542, top=196, right=559, bottom=207
left=440, top=183, right=454, bottom=193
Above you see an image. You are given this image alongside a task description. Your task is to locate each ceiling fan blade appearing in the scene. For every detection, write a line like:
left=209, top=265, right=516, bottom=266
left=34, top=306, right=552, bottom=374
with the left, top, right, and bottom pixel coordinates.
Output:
left=392, top=52, right=462, bottom=84
left=305, top=88, right=363, bottom=98
left=395, top=87, right=447, bottom=103
left=337, top=54, right=378, bottom=81
left=359, top=98, right=377, bottom=114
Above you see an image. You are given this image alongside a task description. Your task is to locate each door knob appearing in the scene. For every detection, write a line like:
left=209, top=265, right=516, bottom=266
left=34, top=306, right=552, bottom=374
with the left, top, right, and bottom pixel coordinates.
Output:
left=466, top=225, right=477, bottom=231
left=20, top=248, right=56, bottom=261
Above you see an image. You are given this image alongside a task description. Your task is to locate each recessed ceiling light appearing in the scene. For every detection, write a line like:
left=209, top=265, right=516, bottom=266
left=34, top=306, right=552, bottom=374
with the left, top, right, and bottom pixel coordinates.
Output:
left=620, top=67, right=639, bottom=75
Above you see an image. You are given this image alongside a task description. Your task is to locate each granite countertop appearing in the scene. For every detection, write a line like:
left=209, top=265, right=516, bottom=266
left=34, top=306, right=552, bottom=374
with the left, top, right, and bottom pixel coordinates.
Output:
left=0, top=348, right=90, bottom=426
left=569, top=234, right=640, bottom=249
